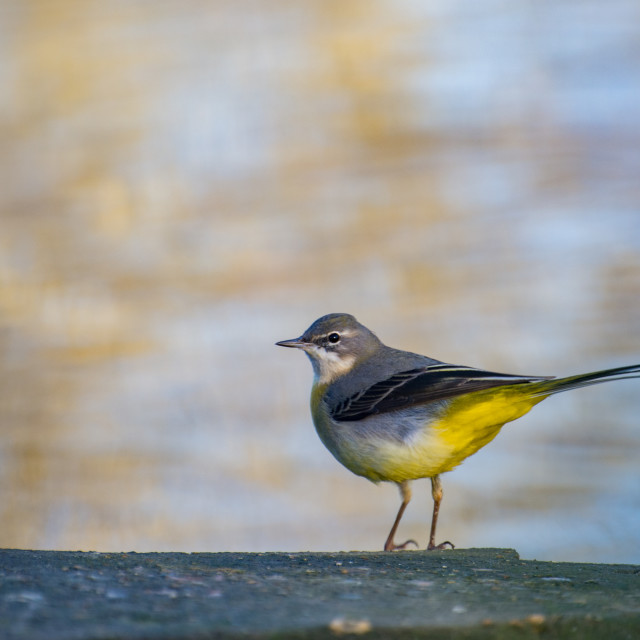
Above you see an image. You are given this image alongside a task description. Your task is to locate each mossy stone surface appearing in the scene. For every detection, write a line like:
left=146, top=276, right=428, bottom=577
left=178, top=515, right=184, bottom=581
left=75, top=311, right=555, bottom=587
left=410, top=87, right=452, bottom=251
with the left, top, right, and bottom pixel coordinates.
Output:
left=1, top=548, right=639, bottom=639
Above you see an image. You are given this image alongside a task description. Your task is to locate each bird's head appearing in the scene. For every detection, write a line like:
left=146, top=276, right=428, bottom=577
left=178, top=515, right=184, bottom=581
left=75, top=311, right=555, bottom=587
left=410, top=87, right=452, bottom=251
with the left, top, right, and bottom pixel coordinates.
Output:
left=276, top=313, right=381, bottom=384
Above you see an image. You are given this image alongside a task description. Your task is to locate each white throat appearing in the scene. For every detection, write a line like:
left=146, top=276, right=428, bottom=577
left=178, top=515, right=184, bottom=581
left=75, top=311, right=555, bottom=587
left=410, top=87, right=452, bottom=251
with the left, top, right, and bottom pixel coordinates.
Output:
left=310, top=348, right=357, bottom=384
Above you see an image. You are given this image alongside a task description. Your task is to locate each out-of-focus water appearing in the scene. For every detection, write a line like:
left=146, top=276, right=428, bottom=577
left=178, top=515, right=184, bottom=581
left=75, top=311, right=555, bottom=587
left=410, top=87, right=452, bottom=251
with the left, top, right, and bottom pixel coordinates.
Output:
left=1, top=1, right=639, bottom=562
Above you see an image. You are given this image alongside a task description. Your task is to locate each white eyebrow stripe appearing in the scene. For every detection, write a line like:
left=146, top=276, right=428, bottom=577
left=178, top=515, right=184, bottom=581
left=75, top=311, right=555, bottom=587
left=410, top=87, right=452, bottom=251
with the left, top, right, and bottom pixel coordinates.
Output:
left=320, top=329, right=355, bottom=340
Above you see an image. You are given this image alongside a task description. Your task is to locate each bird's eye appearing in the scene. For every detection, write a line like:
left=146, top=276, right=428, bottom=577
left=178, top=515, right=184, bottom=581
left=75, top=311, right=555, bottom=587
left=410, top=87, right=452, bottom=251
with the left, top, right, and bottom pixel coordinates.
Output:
left=328, top=332, right=341, bottom=344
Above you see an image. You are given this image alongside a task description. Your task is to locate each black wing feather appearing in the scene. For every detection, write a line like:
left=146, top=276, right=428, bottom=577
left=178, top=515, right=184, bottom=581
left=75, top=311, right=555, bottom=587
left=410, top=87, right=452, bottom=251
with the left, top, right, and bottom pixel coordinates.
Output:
left=331, top=365, right=549, bottom=422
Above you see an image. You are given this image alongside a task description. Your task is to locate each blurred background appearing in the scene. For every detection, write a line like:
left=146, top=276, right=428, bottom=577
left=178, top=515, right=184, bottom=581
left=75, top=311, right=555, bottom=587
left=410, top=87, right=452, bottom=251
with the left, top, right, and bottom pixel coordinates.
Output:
left=1, top=1, right=639, bottom=563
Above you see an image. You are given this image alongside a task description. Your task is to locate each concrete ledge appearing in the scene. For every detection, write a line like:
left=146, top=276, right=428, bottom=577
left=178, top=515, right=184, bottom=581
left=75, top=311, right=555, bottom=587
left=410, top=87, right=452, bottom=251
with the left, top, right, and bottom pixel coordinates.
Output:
left=1, top=548, right=639, bottom=639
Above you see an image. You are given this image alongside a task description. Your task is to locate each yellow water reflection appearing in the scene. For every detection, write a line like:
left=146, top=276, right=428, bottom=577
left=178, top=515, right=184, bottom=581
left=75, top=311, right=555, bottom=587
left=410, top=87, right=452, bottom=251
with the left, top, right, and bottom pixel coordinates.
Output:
left=1, top=1, right=639, bottom=562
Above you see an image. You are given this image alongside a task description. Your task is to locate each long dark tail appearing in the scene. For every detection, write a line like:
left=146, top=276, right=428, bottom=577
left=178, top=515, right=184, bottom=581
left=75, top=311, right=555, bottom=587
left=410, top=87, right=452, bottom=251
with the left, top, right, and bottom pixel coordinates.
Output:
left=529, top=364, right=640, bottom=398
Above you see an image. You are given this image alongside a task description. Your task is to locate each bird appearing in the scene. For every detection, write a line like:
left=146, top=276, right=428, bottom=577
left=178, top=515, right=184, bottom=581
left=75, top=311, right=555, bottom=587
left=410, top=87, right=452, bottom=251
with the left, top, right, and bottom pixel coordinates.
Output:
left=276, top=313, right=640, bottom=551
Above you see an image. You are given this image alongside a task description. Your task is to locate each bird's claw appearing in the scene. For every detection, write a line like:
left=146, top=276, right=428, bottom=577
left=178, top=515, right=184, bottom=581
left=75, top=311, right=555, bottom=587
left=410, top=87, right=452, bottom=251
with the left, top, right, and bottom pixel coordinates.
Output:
left=427, top=540, right=455, bottom=551
left=384, top=538, right=419, bottom=551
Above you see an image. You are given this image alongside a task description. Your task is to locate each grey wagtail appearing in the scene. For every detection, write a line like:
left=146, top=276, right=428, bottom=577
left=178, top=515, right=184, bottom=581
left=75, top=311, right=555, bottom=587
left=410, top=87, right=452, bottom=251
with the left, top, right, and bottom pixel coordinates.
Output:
left=276, top=313, right=640, bottom=551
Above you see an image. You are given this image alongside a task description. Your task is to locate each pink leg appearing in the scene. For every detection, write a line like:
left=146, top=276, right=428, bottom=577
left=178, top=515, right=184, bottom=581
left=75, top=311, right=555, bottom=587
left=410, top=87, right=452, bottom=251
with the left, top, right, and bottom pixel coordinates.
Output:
left=427, top=475, right=454, bottom=550
left=383, top=481, right=418, bottom=551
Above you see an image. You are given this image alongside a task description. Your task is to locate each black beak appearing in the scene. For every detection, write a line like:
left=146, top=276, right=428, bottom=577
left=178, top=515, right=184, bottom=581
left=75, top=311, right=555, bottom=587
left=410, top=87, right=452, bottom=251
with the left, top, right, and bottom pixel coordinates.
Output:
left=275, top=337, right=307, bottom=348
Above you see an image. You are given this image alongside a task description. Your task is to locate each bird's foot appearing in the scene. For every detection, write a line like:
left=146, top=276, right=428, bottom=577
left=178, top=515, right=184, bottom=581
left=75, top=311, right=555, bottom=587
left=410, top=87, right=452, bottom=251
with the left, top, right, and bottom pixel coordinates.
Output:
left=427, top=540, right=455, bottom=551
left=384, top=538, right=419, bottom=552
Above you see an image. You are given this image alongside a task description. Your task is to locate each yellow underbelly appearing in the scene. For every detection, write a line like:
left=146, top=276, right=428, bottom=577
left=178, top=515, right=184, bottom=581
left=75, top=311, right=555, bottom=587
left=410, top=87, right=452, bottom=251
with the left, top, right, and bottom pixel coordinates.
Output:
left=428, top=386, right=544, bottom=473
left=313, top=385, right=544, bottom=484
